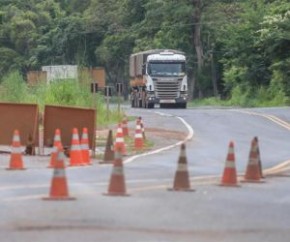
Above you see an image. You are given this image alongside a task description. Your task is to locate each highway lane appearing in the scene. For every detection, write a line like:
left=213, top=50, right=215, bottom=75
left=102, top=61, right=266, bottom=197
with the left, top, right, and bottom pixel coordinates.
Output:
left=0, top=106, right=290, bottom=242
left=125, top=106, right=290, bottom=177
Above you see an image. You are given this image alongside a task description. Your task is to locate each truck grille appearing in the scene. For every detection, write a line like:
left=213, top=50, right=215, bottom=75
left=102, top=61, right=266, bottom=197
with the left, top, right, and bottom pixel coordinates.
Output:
left=153, top=79, right=181, bottom=99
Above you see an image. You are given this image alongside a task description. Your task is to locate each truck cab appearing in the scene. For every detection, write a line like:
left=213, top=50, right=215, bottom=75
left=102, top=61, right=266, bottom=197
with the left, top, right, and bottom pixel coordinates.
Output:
left=130, top=49, right=188, bottom=109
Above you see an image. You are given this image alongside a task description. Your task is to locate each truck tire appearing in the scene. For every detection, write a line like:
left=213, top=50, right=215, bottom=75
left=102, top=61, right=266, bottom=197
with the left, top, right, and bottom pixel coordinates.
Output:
left=179, top=103, right=187, bottom=109
left=134, top=96, right=139, bottom=108
left=160, top=104, right=169, bottom=109
left=147, top=103, right=154, bottom=109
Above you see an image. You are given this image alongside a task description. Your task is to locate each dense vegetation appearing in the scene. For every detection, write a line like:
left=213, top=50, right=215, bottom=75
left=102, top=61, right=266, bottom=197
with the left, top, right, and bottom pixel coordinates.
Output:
left=1, top=0, right=290, bottom=106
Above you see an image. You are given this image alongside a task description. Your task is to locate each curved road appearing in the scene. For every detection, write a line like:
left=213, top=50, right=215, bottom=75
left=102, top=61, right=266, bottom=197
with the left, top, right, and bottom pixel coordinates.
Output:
left=125, top=106, right=290, bottom=179
left=0, top=106, right=290, bottom=242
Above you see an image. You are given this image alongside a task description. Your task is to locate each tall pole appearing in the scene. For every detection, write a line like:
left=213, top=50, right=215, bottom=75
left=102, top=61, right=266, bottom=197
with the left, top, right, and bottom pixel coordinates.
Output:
left=116, top=83, right=123, bottom=118
left=92, top=90, right=96, bottom=158
left=106, top=96, right=109, bottom=122
left=105, top=86, right=111, bottom=125
left=91, top=82, right=98, bottom=158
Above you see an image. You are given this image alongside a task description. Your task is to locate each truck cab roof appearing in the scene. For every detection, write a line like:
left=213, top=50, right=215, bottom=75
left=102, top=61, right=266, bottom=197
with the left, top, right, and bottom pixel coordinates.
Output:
left=148, top=52, right=186, bottom=62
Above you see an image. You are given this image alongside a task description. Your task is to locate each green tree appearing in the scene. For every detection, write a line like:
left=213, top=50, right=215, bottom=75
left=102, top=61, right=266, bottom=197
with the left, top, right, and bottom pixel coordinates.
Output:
left=0, top=0, right=65, bottom=76
left=257, top=1, right=290, bottom=97
left=218, top=1, right=270, bottom=98
left=85, top=0, right=143, bottom=90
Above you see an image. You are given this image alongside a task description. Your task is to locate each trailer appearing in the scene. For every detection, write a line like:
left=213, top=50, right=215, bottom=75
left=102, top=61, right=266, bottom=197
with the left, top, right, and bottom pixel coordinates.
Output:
left=129, top=49, right=188, bottom=109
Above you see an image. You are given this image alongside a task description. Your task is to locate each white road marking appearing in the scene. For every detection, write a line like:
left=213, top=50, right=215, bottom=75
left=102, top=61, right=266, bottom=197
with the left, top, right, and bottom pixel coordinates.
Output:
left=124, top=111, right=194, bottom=164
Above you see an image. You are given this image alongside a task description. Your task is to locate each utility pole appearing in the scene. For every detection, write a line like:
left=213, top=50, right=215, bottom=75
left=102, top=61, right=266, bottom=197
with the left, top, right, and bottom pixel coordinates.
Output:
left=116, top=83, right=123, bottom=117
left=104, top=86, right=112, bottom=123
left=90, top=82, right=98, bottom=158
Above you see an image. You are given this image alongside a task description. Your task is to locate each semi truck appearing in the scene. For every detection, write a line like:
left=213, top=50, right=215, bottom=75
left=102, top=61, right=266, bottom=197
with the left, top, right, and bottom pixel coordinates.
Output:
left=129, top=49, right=188, bottom=109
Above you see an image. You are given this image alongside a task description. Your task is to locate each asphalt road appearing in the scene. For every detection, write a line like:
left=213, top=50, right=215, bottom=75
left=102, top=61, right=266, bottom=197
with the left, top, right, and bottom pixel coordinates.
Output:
left=1, top=106, right=290, bottom=242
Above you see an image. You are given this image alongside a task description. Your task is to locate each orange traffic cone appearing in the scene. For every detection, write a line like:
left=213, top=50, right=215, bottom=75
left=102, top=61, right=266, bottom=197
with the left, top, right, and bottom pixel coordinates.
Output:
left=168, top=143, right=194, bottom=191
left=220, top=141, right=240, bottom=187
left=114, top=124, right=126, bottom=155
left=101, top=129, right=114, bottom=164
left=103, top=149, right=129, bottom=196
left=255, top=136, right=264, bottom=178
left=242, top=137, right=265, bottom=183
left=7, top=129, right=25, bottom=170
left=81, top=127, right=91, bottom=165
left=69, top=128, right=84, bottom=166
left=48, top=129, right=63, bottom=168
left=121, top=116, right=129, bottom=137
left=134, top=119, right=144, bottom=151
left=138, top=116, right=146, bottom=140
left=43, top=147, right=75, bottom=200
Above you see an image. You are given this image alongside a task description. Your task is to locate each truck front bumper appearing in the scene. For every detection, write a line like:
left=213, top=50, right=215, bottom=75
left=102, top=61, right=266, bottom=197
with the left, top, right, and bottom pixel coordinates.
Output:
left=147, top=97, right=187, bottom=104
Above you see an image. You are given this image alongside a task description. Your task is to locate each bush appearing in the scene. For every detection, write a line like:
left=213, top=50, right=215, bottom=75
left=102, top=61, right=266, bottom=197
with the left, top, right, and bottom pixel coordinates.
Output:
left=0, top=71, right=28, bottom=102
left=0, top=72, right=123, bottom=127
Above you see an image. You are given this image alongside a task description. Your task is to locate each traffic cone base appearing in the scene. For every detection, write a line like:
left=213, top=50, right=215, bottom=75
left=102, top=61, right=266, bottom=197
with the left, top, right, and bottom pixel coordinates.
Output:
left=6, top=157, right=26, bottom=170
left=43, top=195, right=76, bottom=201
left=219, top=168, right=240, bottom=187
left=219, top=177, right=241, bottom=187
left=6, top=167, right=26, bottom=171
left=69, top=162, right=86, bottom=166
left=219, top=183, right=241, bottom=187
left=103, top=172, right=130, bottom=196
left=241, top=179, right=265, bottom=184
left=168, top=187, right=195, bottom=192
left=103, top=189, right=130, bottom=196
left=103, top=192, right=130, bottom=197
left=43, top=177, right=76, bottom=200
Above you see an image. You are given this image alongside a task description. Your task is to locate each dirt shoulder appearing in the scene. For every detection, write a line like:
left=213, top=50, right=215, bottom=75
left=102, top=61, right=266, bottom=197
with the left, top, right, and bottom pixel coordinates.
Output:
left=96, top=127, right=187, bottom=152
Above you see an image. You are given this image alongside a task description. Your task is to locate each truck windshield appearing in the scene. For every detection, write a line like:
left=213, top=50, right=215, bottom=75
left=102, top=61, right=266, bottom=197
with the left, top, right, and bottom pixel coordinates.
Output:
left=147, top=62, right=185, bottom=77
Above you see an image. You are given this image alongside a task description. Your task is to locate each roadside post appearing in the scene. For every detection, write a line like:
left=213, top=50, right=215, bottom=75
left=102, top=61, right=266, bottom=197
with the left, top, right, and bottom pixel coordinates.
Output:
left=90, top=82, right=98, bottom=158
left=38, top=112, right=44, bottom=156
left=116, top=83, right=123, bottom=117
left=104, top=86, right=112, bottom=123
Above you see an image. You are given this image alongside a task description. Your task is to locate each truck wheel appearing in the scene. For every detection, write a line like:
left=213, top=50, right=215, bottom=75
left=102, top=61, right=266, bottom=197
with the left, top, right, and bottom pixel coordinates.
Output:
left=132, top=98, right=137, bottom=108
left=180, top=103, right=187, bottom=109
left=160, top=104, right=168, bottom=109
left=139, top=100, right=142, bottom=108
left=134, top=96, right=138, bottom=108
left=147, top=103, right=154, bottom=109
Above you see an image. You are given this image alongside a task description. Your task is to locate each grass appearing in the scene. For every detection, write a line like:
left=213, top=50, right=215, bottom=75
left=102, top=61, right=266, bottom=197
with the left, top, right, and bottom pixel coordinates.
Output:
left=0, top=71, right=124, bottom=127
left=96, top=134, right=155, bottom=161
left=188, top=90, right=290, bottom=108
